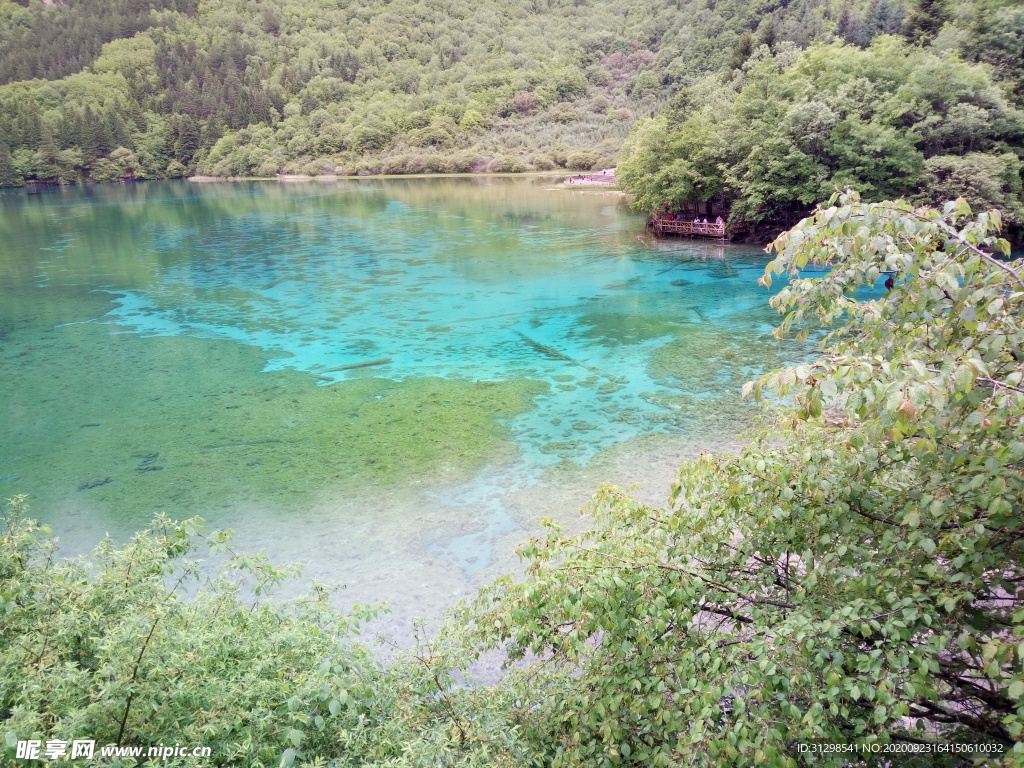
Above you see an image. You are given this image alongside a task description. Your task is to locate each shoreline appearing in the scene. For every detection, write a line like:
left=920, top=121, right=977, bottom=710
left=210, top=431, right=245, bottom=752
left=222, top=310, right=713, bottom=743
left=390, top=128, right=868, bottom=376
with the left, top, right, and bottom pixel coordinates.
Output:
left=187, top=170, right=574, bottom=183
left=189, top=171, right=622, bottom=193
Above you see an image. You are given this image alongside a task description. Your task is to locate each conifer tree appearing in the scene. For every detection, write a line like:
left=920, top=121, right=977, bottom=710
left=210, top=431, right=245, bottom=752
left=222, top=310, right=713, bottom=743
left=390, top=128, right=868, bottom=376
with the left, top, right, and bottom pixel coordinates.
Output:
left=126, top=99, right=146, bottom=132
left=864, top=0, right=905, bottom=37
left=755, top=15, right=777, bottom=51
left=79, top=106, right=102, bottom=161
left=107, top=111, right=132, bottom=150
left=174, top=114, right=200, bottom=165
left=0, top=141, right=22, bottom=187
left=724, top=32, right=754, bottom=76
left=902, top=0, right=946, bottom=44
left=17, top=105, right=41, bottom=149
left=199, top=115, right=225, bottom=152
left=34, top=128, right=61, bottom=180
left=837, top=4, right=867, bottom=46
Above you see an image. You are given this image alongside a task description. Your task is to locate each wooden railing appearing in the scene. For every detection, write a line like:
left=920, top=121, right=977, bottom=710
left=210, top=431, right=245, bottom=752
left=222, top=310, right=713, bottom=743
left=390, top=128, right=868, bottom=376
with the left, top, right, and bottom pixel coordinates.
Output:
left=652, top=217, right=726, bottom=237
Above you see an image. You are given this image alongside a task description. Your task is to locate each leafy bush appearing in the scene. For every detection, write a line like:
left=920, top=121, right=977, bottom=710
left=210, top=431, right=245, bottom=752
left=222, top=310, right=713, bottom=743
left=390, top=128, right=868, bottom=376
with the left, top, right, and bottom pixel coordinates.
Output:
left=460, top=108, right=489, bottom=131
left=566, top=149, right=599, bottom=171
left=88, top=157, right=121, bottom=182
left=548, top=102, right=580, bottom=124
left=530, top=153, right=557, bottom=170
left=0, top=501, right=518, bottom=767
left=920, top=153, right=1024, bottom=226
left=0, top=504, right=377, bottom=766
left=0, top=141, right=21, bottom=186
left=627, top=69, right=661, bottom=98
left=513, top=92, right=536, bottom=115
left=406, top=124, right=454, bottom=148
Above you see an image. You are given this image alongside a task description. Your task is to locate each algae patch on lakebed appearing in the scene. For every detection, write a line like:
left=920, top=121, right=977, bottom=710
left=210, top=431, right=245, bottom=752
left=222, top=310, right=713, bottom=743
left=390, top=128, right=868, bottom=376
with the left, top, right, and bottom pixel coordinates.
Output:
left=640, top=325, right=796, bottom=435
left=0, top=318, right=545, bottom=524
left=648, top=326, right=785, bottom=393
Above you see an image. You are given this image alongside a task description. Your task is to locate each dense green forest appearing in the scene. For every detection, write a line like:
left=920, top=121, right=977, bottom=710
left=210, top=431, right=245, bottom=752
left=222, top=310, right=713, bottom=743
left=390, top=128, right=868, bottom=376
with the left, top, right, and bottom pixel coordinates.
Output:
left=0, top=0, right=759, bottom=183
left=2, top=0, right=1022, bottom=228
left=617, top=17, right=1024, bottom=231
left=5, top=196, right=1024, bottom=764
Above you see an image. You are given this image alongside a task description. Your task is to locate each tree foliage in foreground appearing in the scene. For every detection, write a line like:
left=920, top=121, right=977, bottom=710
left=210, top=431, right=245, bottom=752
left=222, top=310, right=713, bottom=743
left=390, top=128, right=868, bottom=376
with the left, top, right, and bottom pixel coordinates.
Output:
left=468, top=192, right=1024, bottom=765
left=0, top=504, right=518, bottom=767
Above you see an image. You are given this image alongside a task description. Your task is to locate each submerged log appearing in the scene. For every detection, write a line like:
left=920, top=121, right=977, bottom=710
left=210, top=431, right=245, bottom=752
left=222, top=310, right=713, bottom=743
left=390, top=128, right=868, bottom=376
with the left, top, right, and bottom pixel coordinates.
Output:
left=323, top=357, right=393, bottom=372
left=515, top=331, right=574, bottom=363
left=515, top=332, right=623, bottom=383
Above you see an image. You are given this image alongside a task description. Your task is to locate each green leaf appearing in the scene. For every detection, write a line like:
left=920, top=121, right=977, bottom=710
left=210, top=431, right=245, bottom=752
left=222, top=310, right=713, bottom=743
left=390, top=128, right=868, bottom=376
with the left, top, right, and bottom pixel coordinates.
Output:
left=953, top=364, right=975, bottom=392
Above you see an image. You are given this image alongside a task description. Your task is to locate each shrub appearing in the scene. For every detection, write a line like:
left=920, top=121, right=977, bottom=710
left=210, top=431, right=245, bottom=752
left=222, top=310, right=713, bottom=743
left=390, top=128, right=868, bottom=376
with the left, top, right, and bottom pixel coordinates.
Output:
left=89, top=157, right=121, bottom=182
left=920, top=152, right=1024, bottom=226
left=406, top=124, right=454, bottom=148
left=531, top=154, right=556, bottom=170
left=565, top=149, right=599, bottom=170
left=255, top=160, right=281, bottom=176
left=547, top=103, right=579, bottom=124
left=513, top=91, right=536, bottom=115
left=460, top=109, right=489, bottom=131
left=423, top=154, right=446, bottom=173
left=0, top=502, right=522, bottom=767
left=628, top=68, right=661, bottom=97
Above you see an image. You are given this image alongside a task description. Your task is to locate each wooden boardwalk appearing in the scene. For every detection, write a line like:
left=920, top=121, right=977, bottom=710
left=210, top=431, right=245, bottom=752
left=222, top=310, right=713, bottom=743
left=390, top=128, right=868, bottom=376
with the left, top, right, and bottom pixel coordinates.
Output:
left=651, top=217, right=727, bottom=240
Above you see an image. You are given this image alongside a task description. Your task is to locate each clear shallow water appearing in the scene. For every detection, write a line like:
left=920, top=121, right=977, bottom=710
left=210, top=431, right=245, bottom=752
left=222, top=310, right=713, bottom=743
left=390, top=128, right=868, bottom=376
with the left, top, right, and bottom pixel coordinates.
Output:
left=103, top=190, right=777, bottom=468
left=0, top=177, right=805, bottom=617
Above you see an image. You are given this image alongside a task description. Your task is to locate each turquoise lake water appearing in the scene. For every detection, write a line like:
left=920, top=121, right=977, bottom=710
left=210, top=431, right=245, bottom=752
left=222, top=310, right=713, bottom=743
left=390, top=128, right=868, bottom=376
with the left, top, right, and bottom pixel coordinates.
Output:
left=0, top=176, right=806, bottom=625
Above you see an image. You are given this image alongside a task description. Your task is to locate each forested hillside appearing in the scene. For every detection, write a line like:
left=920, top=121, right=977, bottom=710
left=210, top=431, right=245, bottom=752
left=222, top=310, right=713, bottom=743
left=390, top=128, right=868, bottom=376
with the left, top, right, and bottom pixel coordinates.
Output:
left=614, top=0, right=1024, bottom=232
left=1, top=0, right=1022, bottom=236
left=617, top=33, right=1024, bottom=232
left=0, top=0, right=768, bottom=184
left=1, top=0, right=1015, bottom=189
